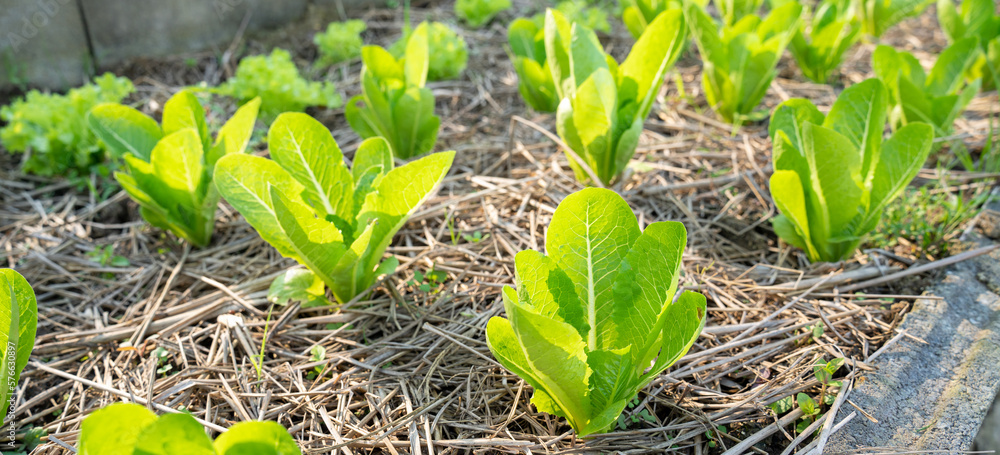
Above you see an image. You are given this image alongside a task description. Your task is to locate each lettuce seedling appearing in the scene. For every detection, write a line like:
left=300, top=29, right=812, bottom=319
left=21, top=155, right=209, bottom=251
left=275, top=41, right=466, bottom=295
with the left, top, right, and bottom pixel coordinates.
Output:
left=89, top=91, right=261, bottom=247
left=486, top=188, right=706, bottom=436
left=621, top=0, right=706, bottom=39
left=508, top=18, right=559, bottom=112
left=685, top=2, right=802, bottom=124
left=219, top=49, right=341, bottom=122
left=0, top=73, right=133, bottom=177
left=391, top=22, right=468, bottom=81
left=215, top=113, right=454, bottom=304
left=856, top=0, right=933, bottom=37
left=789, top=1, right=861, bottom=84
left=714, top=0, right=765, bottom=26
left=547, top=8, right=687, bottom=185
left=873, top=39, right=981, bottom=137
left=938, top=0, right=1000, bottom=90
left=0, top=270, right=37, bottom=425
left=314, top=20, right=366, bottom=67
left=347, top=23, right=441, bottom=159
left=768, top=79, right=934, bottom=262
left=78, top=403, right=300, bottom=455
left=455, top=0, right=511, bottom=28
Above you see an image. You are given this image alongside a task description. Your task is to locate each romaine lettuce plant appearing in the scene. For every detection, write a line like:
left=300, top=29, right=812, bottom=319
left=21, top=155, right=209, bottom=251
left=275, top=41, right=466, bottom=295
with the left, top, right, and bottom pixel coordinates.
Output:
left=872, top=39, right=981, bottom=137
left=218, top=49, right=341, bottom=122
left=621, top=0, right=706, bottom=39
left=455, top=0, right=511, bottom=28
left=685, top=2, right=802, bottom=124
left=89, top=91, right=261, bottom=247
left=78, top=403, right=300, bottom=455
left=314, top=20, right=366, bottom=67
left=768, top=79, right=934, bottom=262
left=547, top=8, right=687, bottom=185
left=789, top=1, right=861, bottom=83
left=714, top=0, right=765, bottom=26
left=508, top=18, right=559, bottom=112
left=486, top=188, right=706, bottom=436
left=215, top=113, right=454, bottom=304
left=0, top=73, right=133, bottom=177
left=347, top=22, right=441, bottom=159
left=855, top=0, right=933, bottom=37
left=937, top=0, right=1000, bottom=90
left=0, top=269, right=37, bottom=425
left=391, top=21, right=468, bottom=81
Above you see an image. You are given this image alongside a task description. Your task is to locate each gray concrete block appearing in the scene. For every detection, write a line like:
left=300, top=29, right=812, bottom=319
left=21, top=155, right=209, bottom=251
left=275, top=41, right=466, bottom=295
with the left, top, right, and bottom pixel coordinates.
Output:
left=311, top=0, right=389, bottom=19
left=79, top=0, right=309, bottom=68
left=827, top=241, right=1000, bottom=453
left=0, top=0, right=91, bottom=89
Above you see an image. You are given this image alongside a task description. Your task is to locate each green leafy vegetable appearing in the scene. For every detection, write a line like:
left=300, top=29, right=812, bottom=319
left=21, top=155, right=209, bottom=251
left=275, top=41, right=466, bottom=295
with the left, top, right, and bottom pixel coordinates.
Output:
left=218, top=49, right=341, bottom=122
left=621, top=0, right=706, bottom=38
left=713, top=0, right=764, bottom=26
left=268, top=268, right=330, bottom=308
left=89, top=91, right=261, bottom=247
left=685, top=2, right=803, bottom=124
left=855, top=0, right=933, bottom=37
left=873, top=39, right=981, bottom=137
left=78, top=403, right=300, bottom=455
left=813, top=357, right=845, bottom=385
left=508, top=18, right=560, bottom=112
left=768, top=78, right=934, bottom=262
left=545, top=0, right=612, bottom=34
left=391, top=21, right=468, bottom=81
left=215, top=113, right=455, bottom=304
left=937, top=0, right=1000, bottom=90
left=486, top=188, right=707, bottom=436
left=0, top=73, right=133, bottom=177
left=797, top=392, right=819, bottom=417
left=789, top=1, right=862, bottom=83
left=0, top=269, right=37, bottom=425
left=213, top=421, right=301, bottom=454
left=347, top=23, right=441, bottom=159
left=314, top=20, right=366, bottom=67
left=455, top=0, right=512, bottom=28
left=547, top=8, right=687, bottom=185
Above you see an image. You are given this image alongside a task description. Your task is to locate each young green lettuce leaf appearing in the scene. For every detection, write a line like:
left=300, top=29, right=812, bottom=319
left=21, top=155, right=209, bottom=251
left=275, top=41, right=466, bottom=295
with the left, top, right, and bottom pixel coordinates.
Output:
left=215, top=113, right=455, bottom=304
left=768, top=79, right=934, bottom=262
left=313, top=20, right=366, bottom=67
left=346, top=22, right=441, bottom=159
left=0, top=73, right=134, bottom=178
left=547, top=8, right=687, bottom=185
left=789, top=0, right=861, bottom=84
left=937, top=0, right=1000, bottom=90
left=856, top=0, right=933, bottom=37
left=508, top=18, right=560, bottom=112
left=390, top=21, right=469, bottom=81
left=218, top=49, right=341, bottom=123
left=0, top=269, right=37, bottom=425
left=713, top=0, right=765, bottom=26
left=685, top=2, right=803, bottom=124
left=621, top=0, right=706, bottom=39
left=88, top=91, right=261, bottom=247
left=455, top=0, right=511, bottom=28
left=78, top=403, right=300, bottom=455
left=873, top=39, right=982, bottom=138
left=486, top=188, right=706, bottom=436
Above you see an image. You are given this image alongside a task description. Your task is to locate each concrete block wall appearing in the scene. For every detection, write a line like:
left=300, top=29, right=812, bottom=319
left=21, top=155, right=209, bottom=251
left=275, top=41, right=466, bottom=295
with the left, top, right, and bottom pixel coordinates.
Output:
left=0, top=0, right=92, bottom=89
left=0, top=0, right=382, bottom=91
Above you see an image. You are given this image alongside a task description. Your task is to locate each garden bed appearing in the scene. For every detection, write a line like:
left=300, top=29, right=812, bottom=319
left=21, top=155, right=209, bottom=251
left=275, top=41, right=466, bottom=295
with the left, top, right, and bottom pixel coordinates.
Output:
left=3, top=1, right=999, bottom=453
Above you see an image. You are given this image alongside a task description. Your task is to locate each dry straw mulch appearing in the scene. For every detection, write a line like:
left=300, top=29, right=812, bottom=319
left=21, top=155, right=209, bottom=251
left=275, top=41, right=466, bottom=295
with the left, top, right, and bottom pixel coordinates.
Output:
left=3, top=1, right=999, bottom=454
